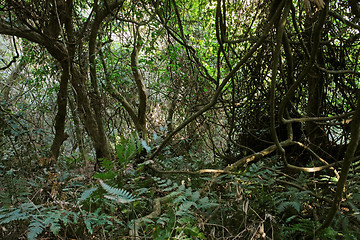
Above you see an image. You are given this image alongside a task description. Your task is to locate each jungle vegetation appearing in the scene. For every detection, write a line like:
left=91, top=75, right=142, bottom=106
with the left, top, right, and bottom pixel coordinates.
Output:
left=1, top=0, right=360, bottom=239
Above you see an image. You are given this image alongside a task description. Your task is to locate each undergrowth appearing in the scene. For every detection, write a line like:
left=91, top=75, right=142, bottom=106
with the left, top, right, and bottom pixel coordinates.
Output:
left=1, top=138, right=360, bottom=239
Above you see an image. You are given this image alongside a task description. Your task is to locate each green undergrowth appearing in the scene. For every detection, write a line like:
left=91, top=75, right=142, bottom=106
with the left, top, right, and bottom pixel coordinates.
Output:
left=1, top=149, right=360, bottom=239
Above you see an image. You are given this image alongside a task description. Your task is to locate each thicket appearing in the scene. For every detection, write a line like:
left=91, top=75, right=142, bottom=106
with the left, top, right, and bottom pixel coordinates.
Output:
left=1, top=0, right=360, bottom=239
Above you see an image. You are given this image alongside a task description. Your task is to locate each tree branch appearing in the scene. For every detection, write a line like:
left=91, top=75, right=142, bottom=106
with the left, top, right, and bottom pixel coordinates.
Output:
left=318, top=93, right=360, bottom=230
left=150, top=2, right=285, bottom=158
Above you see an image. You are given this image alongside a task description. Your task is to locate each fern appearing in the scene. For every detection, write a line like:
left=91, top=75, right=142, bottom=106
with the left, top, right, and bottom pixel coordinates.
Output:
left=43, top=210, right=64, bottom=236
left=83, top=213, right=93, bottom=234
left=190, top=191, right=200, bottom=202
left=1, top=203, right=85, bottom=239
left=0, top=208, right=28, bottom=224
left=99, top=180, right=139, bottom=203
left=278, top=201, right=301, bottom=214
left=154, top=177, right=219, bottom=220
left=77, top=187, right=98, bottom=204
left=116, top=133, right=142, bottom=164
left=198, top=196, right=219, bottom=209
left=176, top=201, right=196, bottom=216
left=28, top=218, right=44, bottom=240
left=0, top=203, right=40, bottom=225
left=81, top=209, right=114, bottom=235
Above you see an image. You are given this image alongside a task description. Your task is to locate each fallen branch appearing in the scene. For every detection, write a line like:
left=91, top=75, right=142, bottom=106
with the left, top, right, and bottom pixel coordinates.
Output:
left=225, top=139, right=340, bottom=173
left=149, top=139, right=340, bottom=180
left=225, top=140, right=293, bottom=171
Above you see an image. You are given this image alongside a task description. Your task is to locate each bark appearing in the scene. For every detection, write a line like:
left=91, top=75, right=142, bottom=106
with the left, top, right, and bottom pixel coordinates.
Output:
left=305, top=65, right=328, bottom=146
left=304, top=13, right=328, bottom=146
left=49, top=62, right=70, bottom=160
left=70, top=66, right=113, bottom=161
left=166, top=97, right=177, bottom=134
left=100, top=45, right=147, bottom=139
left=68, top=94, right=89, bottom=163
left=279, top=2, right=328, bottom=127
left=101, top=27, right=148, bottom=140
left=88, top=1, right=115, bottom=162
left=131, top=28, right=148, bottom=139
left=270, top=0, right=289, bottom=164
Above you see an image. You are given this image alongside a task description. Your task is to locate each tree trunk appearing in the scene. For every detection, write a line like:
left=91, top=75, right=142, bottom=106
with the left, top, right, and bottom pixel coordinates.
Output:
left=68, top=94, right=89, bottom=163
left=49, top=62, right=70, bottom=160
left=131, top=28, right=148, bottom=140
left=304, top=14, right=329, bottom=147
left=70, top=66, right=113, bottom=162
left=305, top=64, right=328, bottom=146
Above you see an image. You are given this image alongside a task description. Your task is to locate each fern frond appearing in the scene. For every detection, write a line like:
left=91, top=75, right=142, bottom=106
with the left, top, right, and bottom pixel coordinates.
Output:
left=99, top=180, right=139, bottom=204
left=50, top=221, right=61, bottom=235
left=0, top=209, right=28, bottom=224
left=278, top=201, right=301, bottom=213
left=198, top=197, right=219, bottom=209
left=158, top=179, right=173, bottom=188
left=28, top=218, right=44, bottom=240
left=77, top=187, right=98, bottom=204
left=84, top=216, right=93, bottom=234
left=191, top=191, right=200, bottom=202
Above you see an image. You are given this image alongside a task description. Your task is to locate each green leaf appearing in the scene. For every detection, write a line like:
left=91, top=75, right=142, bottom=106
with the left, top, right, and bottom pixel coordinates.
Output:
left=285, top=215, right=298, bottom=223
left=28, top=219, right=44, bottom=240
left=199, top=197, right=209, bottom=205
left=78, top=187, right=98, bottom=204
left=177, top=184, right=185, bottom=192
left=183, top=226, right=206, bottom=239
left=177, top=201, right=196, bottom=215
left=348, top=202, right=360, bottom=223
left=191, top=191, right=200, bottom=202
left=174, top=194, right=186, bottom=204
left=99, top=180, right=139, bottom=203
left=50, top=221, right=61, bottom=235
left=84, top=216, right=93, bottom=234
left=93, top=171, right=116, bottom=180
left=163, top=185, right=177, bottom=192
left=0, top=209, right=28, bottom=224
left=278, top=201, right=301, bottom=213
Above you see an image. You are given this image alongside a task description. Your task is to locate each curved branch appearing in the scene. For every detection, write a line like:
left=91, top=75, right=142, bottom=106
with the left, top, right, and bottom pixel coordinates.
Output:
left=224, top=140, right=339, bottom=173
left=317, top=65, right=360, bottom=76
left=150, top=2, right=285, bottom=159
left=99, top=49, right=139, bottom=128
left=270, top=0, right=290, bottom=165
left=328, top=10, right=360, bottom=31
left=318, top=93, right=360, bottom=230
left=147, top=165, right=235, bottom=175
left=0, top=22, right=68, bottom=61
left=279, top=2, right=328, bottom=124
left=282, top=111, right=354, bottom=124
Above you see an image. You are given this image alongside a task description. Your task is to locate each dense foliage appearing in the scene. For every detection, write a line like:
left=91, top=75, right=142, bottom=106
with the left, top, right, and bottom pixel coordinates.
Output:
left=1, top=0, right=360, bottom=239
